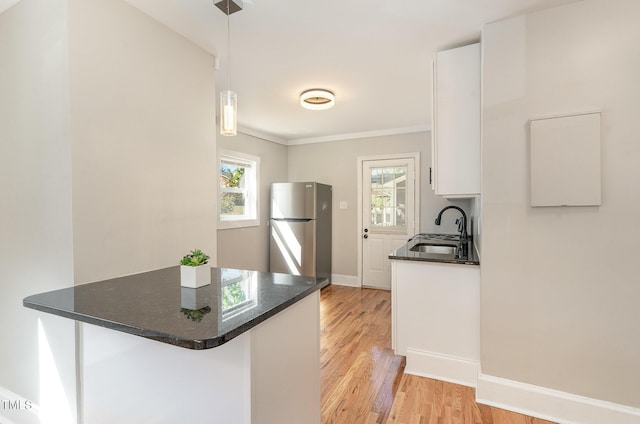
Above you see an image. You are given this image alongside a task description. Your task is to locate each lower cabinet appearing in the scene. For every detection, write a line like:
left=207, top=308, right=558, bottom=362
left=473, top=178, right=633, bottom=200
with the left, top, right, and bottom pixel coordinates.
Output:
left=391, top=260, right=480, bottom=387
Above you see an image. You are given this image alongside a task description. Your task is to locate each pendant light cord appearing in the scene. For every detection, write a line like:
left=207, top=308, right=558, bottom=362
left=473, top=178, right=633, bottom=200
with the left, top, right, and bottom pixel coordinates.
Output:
left=226, top=0, right=231, bottom=91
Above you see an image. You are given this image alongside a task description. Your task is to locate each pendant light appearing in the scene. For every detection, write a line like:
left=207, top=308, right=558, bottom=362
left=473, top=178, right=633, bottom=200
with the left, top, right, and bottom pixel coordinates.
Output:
left=215, top=0, right=242, bottom=136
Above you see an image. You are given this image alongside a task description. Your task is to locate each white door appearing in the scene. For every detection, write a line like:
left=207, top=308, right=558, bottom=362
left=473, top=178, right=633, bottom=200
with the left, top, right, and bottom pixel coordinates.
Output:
left=362, top=158, right=416, bottom=289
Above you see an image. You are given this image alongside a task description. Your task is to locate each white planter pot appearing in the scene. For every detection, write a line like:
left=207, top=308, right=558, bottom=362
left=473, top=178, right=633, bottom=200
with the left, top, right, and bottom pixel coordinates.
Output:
left=180, top=264, right=211, bottom=288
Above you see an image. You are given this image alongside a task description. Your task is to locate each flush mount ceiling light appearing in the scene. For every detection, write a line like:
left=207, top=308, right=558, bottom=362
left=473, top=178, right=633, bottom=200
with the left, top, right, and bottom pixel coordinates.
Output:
left=300, top=89, right=335, bottom=110
left=215, top=0, right=243, bottom=136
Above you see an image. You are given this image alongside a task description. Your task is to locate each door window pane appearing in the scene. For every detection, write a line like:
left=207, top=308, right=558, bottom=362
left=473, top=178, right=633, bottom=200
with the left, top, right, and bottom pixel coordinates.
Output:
left=369, top=166, right=408, bottom=229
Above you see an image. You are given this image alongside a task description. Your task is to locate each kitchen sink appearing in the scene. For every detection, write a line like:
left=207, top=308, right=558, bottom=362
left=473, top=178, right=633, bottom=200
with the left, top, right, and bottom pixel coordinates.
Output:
left=410, top=243, right=458, bottom=255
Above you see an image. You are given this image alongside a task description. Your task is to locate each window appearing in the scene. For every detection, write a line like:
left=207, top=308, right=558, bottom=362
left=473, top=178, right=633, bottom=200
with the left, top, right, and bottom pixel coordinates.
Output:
left=218, top=150, right=260, bottom=229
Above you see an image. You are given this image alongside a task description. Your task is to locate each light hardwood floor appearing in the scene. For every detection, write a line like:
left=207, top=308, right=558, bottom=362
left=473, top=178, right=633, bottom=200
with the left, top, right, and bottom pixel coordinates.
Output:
left=320, top=285, right=556, bottom=424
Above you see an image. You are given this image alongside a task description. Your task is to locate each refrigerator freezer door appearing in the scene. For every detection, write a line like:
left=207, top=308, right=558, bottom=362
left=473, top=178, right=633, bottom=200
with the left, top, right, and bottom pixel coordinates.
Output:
left=271, top=182, right=316, bottom=220
left=270, top=219, right=316, bottom=277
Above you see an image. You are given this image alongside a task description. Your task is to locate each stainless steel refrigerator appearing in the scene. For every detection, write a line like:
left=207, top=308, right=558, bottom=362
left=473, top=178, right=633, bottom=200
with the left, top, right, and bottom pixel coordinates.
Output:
left=269, top=182, right=332, bottom=282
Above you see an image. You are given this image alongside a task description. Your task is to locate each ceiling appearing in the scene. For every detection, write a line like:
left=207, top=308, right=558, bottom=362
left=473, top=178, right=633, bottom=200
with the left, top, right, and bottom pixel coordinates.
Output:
left=3, top=0, right=578, bottom=144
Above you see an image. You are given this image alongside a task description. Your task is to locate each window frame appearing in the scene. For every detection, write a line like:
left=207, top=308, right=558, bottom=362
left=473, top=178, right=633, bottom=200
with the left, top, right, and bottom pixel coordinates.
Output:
left=218, top=149, right=261, bottom=230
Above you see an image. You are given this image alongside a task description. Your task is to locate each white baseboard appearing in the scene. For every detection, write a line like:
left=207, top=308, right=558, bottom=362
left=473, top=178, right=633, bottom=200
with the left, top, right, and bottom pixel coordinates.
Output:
left=404, top=348, right=479, bottom=388
left=0, top=386, right=40, bottom=424
left=330, top=274, right=359, bottom=287
left=477, top=373, right=640, bottom=424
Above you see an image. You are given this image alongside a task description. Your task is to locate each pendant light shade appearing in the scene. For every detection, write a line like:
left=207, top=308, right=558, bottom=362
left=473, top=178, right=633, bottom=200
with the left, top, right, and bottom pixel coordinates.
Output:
left=215, top=0, right=242, bottom=137
left=220, top=90, right=237, bottom=136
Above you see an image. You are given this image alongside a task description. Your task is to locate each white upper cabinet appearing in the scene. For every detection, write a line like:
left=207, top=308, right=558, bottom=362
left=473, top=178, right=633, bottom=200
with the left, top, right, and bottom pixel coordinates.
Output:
left=431, top=43, right=481, bottom=198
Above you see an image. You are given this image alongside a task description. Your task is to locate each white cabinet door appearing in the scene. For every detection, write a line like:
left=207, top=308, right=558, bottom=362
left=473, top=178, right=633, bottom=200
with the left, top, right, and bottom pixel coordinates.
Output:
left=432, top=43, right=481, bottom=198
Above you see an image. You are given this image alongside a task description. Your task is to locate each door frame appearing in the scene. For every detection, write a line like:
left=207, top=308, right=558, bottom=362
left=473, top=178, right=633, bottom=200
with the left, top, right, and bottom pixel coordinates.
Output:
left=356, top=152, right=421, bottom=287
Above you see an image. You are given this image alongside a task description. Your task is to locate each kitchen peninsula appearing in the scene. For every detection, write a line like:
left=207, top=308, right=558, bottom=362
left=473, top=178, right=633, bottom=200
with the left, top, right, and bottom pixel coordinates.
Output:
left=24, top=266, right=328, bottom=423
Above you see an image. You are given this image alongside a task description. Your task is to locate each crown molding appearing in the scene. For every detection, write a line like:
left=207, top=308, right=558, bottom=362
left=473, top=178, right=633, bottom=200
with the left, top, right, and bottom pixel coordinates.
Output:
left=237, top=125, right=288, bottom=145
left=286, top=125, right=430, bottom=146
left=237, top=124, right=430, bottom=146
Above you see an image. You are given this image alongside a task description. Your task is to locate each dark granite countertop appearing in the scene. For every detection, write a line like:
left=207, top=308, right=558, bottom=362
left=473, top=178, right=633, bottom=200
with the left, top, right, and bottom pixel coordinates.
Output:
left=389, top=233, right=480, bottom=265
left=23, top=266, right=329, bottom=350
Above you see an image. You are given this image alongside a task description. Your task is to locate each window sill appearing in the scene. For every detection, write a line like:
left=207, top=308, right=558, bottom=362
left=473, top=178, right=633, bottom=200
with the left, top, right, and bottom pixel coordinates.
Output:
left=218, top=218, right=261, bottom=230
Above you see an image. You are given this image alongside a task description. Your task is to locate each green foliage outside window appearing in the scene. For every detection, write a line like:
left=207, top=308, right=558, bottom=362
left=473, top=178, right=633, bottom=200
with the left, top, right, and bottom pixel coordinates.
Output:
left=220, top=165, right=246, bottom=215
left=371, top=192, right=392, bottom=208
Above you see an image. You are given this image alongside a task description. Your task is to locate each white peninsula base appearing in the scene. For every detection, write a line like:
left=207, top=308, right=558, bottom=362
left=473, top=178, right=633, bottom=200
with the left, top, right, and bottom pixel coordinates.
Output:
left=82, top=291, right=320, bottom=424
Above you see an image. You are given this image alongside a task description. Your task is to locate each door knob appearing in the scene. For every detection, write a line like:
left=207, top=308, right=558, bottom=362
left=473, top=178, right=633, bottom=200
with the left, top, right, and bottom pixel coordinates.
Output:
left=363, top=234, right=369, bottom=239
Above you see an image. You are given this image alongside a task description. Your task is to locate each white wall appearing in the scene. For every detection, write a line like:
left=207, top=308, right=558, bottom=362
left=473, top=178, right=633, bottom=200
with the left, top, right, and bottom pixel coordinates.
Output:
left=66, top=3, right=219, bottom=420
left=217, top=133, right=288, bottom=272
left=288, top=132, right=470, bottom=278
left=1, top=0, right=218, bottom=422
left=68, top=0, right=217, bottom=283
left=0, top=0, right=77, bottom=421
left=481, top=0, right=640, bottom=409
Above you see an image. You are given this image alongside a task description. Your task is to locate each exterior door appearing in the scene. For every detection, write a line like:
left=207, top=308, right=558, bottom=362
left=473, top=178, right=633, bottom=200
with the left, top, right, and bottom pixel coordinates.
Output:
left=362, top=158, right=416, bottom=289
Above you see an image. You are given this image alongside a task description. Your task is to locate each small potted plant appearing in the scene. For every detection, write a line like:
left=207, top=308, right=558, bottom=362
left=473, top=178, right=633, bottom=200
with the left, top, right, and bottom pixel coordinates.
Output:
left=180, top=249, right=211, bottom=288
